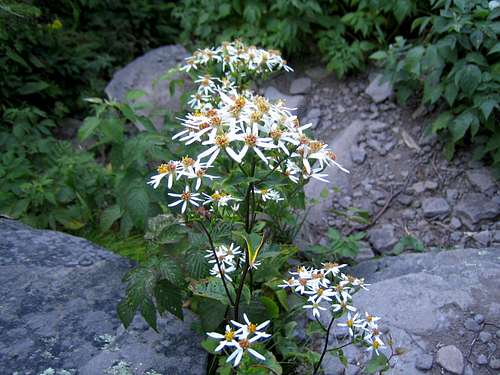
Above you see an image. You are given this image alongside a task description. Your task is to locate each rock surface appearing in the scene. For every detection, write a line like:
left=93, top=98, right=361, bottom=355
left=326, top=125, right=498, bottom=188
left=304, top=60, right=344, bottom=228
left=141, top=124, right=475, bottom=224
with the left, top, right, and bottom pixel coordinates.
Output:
left=0, top=219, right=206, bottom=375
left=318, top=248, right=500, bottom=375
left=105, top=45, right=189, bottom=131
left=365, top=74, right=393, bottom=103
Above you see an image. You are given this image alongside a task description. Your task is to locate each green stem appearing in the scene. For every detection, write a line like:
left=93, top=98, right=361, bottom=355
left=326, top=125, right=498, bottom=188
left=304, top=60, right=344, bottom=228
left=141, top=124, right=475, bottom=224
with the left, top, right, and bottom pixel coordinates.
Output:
left=198, top=220, right=235, bottom=306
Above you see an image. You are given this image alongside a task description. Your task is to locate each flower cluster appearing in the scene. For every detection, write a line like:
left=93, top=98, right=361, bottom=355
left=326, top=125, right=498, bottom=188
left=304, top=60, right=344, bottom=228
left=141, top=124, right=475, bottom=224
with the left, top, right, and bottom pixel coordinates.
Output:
left=180, top=40, right=292, bottom=76
left=205, top=243, right=242, bottom=281
left=280, top=263, right=386, bottom=355
left=207, top=314, right=271, bottom=367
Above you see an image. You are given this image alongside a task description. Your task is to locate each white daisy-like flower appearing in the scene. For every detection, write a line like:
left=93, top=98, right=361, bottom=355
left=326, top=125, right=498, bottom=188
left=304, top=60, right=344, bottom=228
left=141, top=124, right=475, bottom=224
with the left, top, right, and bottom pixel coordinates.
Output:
left=198, top=131, right=241, bottom=165
left=365, top=336, right=386, bottom=356
left=254, top=188, right=283, bottom=202
left=338, top=312, right=364, bottom=337
left=234, top=123, right=276, bottom=164
left=231, top=314, right=271, bottom=340
left=167, top=185, right=202, bottom=213
left=226, top=334, right=265, bottom=367
left=332, top=296, right=357, bottom=313
left=304, top=285, right=335, bottom=304
left=209, top=262, right=236, bottom=281
left=207, top=325, right=237, bottom=351
left=147, top=161, right=179, bottom=189
left=322, top=262, right=347, bottom=277
left=303, top=301, right=327, bottom=318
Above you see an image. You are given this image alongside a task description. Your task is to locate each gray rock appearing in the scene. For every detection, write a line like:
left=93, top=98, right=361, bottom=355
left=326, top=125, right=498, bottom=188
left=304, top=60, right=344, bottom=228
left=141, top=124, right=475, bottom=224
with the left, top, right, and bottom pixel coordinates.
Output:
left=264, top=86, right=306, bottom=117
left=106, top=45, right=189, bottom=131
left=455, top=193, right=500, bottom=224
left=446, top=189, right=459, bottom=202
left=473, top=314, right=485, bottom=324
left=463, top=365, right=474, bottom=375
left=479, top=331, right=492, bottom=343
left=0, top=219, right=206, bottom=375
left=476, top=354, right=488, bottom=365
left=411, top=181, right=438, bottom=194
left=415, top=354, right=433, bottom=370
left=289, top=77, right=312, bottom=94
left=490, top=357, right=500, bottom=370
left=493, top=230, right=500, bottom=243
left=305, top=66, right=329, bottom=80
left=497, top=329, right=500, bottom=338
left=397, top=194, right=413, bottom=206
left=350, top=145, right=367, bottom=164
left=450, top=217, right=462, bottom=230
left=365, top=74, right=393, bottom=103
left=436, top=346, right=464, bottom=374
left=422, top=197, right=450, bottom=218
left=466, top=168, right=496, bottom=193
left=367, top=224, right=398, bottom=253
left=368, top=120, right=389, bottom=133
left=472, top=230, right=491, bottom=246
left=464, top=318, right=482, bottom=332
left=337, top=104, right=346, bottom=113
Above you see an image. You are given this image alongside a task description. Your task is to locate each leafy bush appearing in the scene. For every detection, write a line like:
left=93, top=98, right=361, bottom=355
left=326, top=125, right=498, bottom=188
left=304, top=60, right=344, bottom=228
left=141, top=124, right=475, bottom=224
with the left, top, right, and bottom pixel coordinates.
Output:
left=0, top=107, right=113, bottom=230
left=0, top=0, right=179, bottom=119
left=372, top=0, right=500, bottom=173
left=174, top=0, right=419, bottom=77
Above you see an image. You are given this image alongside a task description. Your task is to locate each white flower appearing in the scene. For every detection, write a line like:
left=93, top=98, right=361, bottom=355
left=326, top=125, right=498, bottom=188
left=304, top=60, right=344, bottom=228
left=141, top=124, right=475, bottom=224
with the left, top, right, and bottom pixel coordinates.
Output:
left=210, top=262, right=236, bottom=281
left=304, top=285, right=335, bottom=304
left=365, top=336, right=386, bottom=356
left=338, top=312, right=364, bottom=337
left=303, top=301, right=327, bottom=318
left=489, top=1, right=500, bottom=10
left=322, top=262, right=347, bottom=277
left=234, top=123, right=276, bottom=164
left=147, top=161, right=179, bottom=189
left=205, top=243, right=241, bottom=267
left=195, top=75, right=218, bottom=95
left=231, top=314, right=271, bottom=340
left=203, top=191, right=239, bottom=207
left=226, top=334, right=265, bottom=367
left=332, top=296, right=357, bottom=313
left=167, top=185, right=202, bottom=213
left=207, top=325, right=238, bottom=351
left=254, top=188, right=283, bottom=202
left=198, top=131, right=241, bottom=165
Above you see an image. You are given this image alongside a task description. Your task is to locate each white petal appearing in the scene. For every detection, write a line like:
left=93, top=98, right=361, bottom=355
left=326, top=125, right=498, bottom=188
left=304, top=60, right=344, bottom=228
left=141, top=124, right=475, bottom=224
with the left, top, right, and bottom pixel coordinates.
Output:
left=248, top=348, right=266, bottom=361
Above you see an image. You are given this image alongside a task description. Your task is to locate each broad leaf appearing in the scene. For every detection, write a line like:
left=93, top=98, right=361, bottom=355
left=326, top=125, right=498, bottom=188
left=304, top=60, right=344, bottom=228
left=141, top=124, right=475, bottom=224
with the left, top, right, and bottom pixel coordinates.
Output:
left=154, top=279, right=184, bottom=320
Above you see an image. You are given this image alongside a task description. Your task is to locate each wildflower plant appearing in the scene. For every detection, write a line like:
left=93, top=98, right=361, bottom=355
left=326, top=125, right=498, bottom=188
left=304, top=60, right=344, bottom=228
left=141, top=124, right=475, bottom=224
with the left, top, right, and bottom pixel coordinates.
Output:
left=118, top=40, right=392, bottom=373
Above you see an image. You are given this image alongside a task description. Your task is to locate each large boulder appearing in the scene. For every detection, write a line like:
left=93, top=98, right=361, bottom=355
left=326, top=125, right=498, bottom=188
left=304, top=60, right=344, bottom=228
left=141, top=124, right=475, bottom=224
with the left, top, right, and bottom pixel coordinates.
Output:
left=319, top=248, right=500, bottom=375
left=0, top=219, right=206, bottom=375
left=105, top=45, right=189, bottom=131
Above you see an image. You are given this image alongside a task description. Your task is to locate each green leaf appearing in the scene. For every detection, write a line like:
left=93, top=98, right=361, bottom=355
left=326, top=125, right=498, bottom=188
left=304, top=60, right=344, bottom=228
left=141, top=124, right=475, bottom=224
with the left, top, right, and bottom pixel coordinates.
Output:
left=444, top=83, right=458, bottom=106
left=100, top=205, right=122, bottom=231
left=365, top=353, right=389, bottom=373
left=432, top=112, right=452, bottom=133
left=191, top=277, right=233, bottom=304
left=457, top=64, right=482, bottom=93
left=369, top=51, right=387, bottom=61
left=470, top=30, right=483, bottom=50
left=140, top=297, right=158, bottom=331
left=477, top=98, right=497, bottom=120
left=260, top=296, right=279, bottom=319
left=126, top=184, right=150, bottom=228
left=18, top=81, right=50, bottom=95
left=201, top=338, right=218, bottom=354
left=117, top=297, right=137, bottom=329
left=154, top=279, right=184, bottom=320
left=489, top=42, right=500, bottom=55
left=391, top=235, right=425, bottom=255
left=450, top=111, right=477, bottom=142
left=78, top=116, right=100, bottom=140
left=185, top=249, right=210, bottom=279
left=198, top=298, right=226, bottom=331
left=100, top=118, right=124, bottom=143
left=126, top=89, right=148, bottom=101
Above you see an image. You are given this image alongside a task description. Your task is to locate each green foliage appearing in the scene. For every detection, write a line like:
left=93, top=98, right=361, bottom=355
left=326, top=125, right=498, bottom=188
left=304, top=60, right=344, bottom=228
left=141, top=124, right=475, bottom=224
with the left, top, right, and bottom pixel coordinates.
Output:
left=390, top=235, right=424, bottom=255
left=0, top=0, right=179, bottom=118
left=307, top=228, right=366, bottom=263
left=0, top=107, right=113, bottom=230
left=374, top=0, right=500, bottom=173
left=174, top=0, right=419, bottom=77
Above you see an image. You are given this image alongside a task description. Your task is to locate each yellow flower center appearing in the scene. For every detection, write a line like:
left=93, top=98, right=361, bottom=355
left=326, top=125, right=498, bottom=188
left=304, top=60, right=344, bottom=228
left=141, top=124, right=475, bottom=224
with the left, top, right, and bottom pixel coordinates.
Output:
left=256, top=97, right=269, bottom=113
left=317, top=288, right=324, bottom=296
left=373, top=341, right=380, bottom=349
left=309, top=140, right=324, bottom=153
left=244, top=134, right=257, bottom=146
left=250, top=111, right=263, bottom=123
left=181, top=192, right=191, bottom=201
left=196, top=169, right=206, bottom=177
left=215, top=134, right=229, bottom=148
left=248, top=323, right=257, bottom=333
left=224, top=330, right=235, bottom=341
left=210, top=116, right=222, bottom=127
left=157, top=162, right=176, bottom=174
left=347, top=319, right=353, bottom=328
left=270, top=129, right=282, bottom=140
left=182, top=156, right=195, bottom=168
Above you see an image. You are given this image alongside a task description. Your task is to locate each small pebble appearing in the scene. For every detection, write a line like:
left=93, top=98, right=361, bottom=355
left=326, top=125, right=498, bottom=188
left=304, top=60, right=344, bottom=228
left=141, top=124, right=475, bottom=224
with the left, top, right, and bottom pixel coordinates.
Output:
left=464, top=318, right=481, bottom=332
left=473, top=314, right=485, bottom=324
left=415, top=353, right=433, bottom=370
left=476, top=354, right=488, bottom=365
left=490, top=357, right=500, bottom=370
left=479, top=331, right=492, bottom=343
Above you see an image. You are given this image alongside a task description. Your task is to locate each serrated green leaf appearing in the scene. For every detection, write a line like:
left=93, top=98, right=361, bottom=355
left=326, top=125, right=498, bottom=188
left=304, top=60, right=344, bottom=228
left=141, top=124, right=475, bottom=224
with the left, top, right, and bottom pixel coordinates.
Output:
left=154, top=279, right=184, bottom=320
left=450, top=111, right=477, bottom=142
left=140, top=297, right=158, bottom=331
left=126, top=184, right=149, bottom=229
left=198, top=298, right=226, bottom=331
left=432, top=112, right=452, bottom=133
left=117, top=297, right=137, bottom=329
left=191, top=277, right=233, bottom=304
left=185, top=249, right=210, bottom=279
